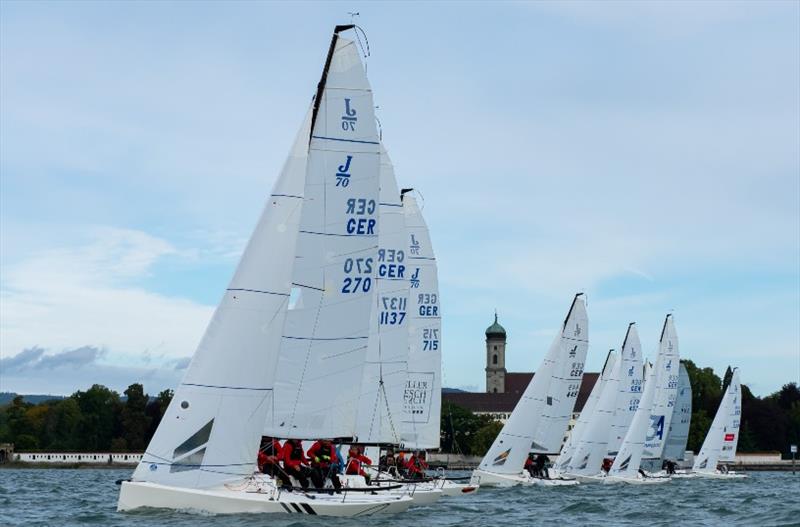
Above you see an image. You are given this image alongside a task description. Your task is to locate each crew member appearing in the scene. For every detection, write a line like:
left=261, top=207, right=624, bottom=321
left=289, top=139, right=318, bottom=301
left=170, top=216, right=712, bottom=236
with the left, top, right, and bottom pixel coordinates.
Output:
left=524, top=453, right=537, bottom=478
left=257, top=436, right=283, bottom=479
left=405, top=450, right=429, bottom=480
left=280, top=438, right=310, bottom=490
left=345, top=445, right=373, bottom=485
left=601, top=457, right=613, bottom=473
left=535, top=453, right=550, bottom=479
left=379, top=448, right=398, bottom=477
left=307, top=439, right=341, bottom=491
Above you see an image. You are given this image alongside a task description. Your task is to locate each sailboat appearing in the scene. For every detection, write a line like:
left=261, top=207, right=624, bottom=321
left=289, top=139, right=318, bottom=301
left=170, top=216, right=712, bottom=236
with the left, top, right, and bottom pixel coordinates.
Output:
left=640, top=314, right=681, bottom=472
left=691, top=368, right=746, bottom=479
left=471, top=294, right=588, bottom=487
left=604, top=360, right=670, bottom=485
left=118, top=25, right=413, bottom=516
left=401, top=190, right=476, bottom=497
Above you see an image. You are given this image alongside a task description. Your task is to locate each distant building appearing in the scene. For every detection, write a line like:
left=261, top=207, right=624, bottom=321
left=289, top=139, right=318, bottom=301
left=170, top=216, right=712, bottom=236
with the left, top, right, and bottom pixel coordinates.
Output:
left=443, top=314, right=598, bottom=424
left=0, top=443, right=12, bottom=464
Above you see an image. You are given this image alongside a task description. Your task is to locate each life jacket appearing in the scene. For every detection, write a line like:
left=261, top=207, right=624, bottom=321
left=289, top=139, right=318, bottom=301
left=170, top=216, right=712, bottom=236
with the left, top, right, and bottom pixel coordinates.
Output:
left=290, top=442, right=304, bottom=460
left=282, top=440, right=307, bottom=470
left=263, top=439, right=279, bottom=457
left=346, top=453, right=371, bottom=475
left=308, top=442, right=335, bottom=468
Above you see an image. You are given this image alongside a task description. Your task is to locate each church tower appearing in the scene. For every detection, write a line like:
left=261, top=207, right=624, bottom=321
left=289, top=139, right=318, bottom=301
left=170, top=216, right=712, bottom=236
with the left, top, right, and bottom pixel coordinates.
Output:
left=485, top=313, right=507, bottom=393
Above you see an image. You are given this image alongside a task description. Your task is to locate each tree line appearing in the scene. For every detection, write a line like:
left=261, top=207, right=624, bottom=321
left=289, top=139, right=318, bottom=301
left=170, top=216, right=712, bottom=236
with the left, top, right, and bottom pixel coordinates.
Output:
left=0, top=384, right=172, bottom=452
left=1, top=363, right=798, bottom=458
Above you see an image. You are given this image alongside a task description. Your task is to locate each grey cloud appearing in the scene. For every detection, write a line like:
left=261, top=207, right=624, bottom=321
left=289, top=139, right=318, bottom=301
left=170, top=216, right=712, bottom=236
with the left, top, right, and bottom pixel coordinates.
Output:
left=172, top=357, right=191, bottom=370
left=36, top=346, right=105, bottom=369
left=0, top=346, right=46, bottom=372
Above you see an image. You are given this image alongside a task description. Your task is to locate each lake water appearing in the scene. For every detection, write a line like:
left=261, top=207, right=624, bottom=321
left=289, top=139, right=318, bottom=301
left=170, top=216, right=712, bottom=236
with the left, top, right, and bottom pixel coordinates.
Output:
left=1, top=468, right=799, bottom=526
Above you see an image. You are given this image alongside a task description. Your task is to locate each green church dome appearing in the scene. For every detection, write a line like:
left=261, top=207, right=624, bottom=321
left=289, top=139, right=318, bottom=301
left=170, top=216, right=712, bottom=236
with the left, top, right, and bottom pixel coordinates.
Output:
left=485, top=313, right=506, bottom=339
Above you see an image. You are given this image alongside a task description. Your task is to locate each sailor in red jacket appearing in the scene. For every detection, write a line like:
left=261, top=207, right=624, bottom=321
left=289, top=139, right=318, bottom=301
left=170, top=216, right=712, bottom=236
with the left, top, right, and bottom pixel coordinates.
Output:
left=345, top=445, right=372, bottom=485
left=405, top=450, right=429, bottom=480
left=257, top=436, right=283, bottom=479
left=524, top=453, right=537, bottom=478
left=307, top=439, right=342, bottom=491
left=280, top=438, right=310, bottom=489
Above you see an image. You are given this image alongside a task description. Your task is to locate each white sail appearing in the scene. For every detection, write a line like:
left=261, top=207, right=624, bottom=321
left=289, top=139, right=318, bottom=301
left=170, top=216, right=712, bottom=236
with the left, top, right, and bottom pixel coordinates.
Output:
left=662, top=361, right=692, bottom=461
left=608, top=361, right=656, bottom=479
left=478, top=294, right=587, bottom=475
left=642, top=315, right=680, bottom=459
left=556, top=350, right=616, bottom=471
left=607, top=324, right=644, bottom=456
left=353, top=145, right=409, bottom=444
left=400, top=194, right=441, bottom=449
left=266, top=36, right=381, bottom=440
left=565, top=350, right=621, bottom=476
left=132, top=109, right=311, bottom=489
left=693, top=368, right=742, bottom=472
left=530, top=297, right=589, bottom=454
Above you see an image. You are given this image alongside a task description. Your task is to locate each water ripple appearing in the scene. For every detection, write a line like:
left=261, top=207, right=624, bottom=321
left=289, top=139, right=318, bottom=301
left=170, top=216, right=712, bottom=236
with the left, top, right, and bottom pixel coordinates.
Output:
left=1, top=468, right=799, bottom=527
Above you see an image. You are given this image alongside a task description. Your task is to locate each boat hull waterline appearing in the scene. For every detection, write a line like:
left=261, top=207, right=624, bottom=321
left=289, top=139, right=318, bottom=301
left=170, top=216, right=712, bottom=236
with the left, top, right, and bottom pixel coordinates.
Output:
left=471, top=469, right=579, bottom=488
left=118, top=480, right=414, bottom=516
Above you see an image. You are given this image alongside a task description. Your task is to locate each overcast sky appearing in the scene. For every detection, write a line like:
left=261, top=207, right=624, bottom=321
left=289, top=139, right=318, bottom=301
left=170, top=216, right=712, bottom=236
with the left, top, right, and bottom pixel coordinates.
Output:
left=1, top=1, right=798, bottom=397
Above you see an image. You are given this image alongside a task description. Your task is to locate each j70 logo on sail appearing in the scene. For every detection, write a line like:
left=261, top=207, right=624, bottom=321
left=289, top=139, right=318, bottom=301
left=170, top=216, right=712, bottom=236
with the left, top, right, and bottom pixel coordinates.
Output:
left=336, top=155, right=352, bottom=187
left=409, top=234, right=421, bottom=255
left=341, top=98, right=357, bottom=131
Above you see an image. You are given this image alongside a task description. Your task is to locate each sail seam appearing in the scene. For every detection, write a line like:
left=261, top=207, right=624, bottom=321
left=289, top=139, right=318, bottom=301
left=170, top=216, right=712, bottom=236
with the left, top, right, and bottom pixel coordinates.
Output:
left=181, top=383, right=273, bottom=391
left=311, top=135, right=380, bottom=145
left=226, top=288, right=290, bottom=297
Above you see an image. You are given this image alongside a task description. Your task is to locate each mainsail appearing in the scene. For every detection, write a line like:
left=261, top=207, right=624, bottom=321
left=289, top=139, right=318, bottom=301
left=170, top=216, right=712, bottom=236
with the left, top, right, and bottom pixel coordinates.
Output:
left=693, top=368, right=742, bottom=472
left=353, top=145, right=409, bottom=444
left=662, top=361, right=692, bottom=461
left=607, top=361, right=656, bottom=479
left=400, top=193, right=442, bottom=449
left=607, top=323, right=644, bottom=456
left=478, top=294, right=588, bottom=475
left=565, top=350, right=621, bottom=475
left=266, top=31, right=381, bottom=440
left=642, top=314, right=680, bottom=459
left=530, top=298, right=590, bottom=454
left=556, top=350, right=616, bottom=471
left=132, top=109, right=312, bottom=489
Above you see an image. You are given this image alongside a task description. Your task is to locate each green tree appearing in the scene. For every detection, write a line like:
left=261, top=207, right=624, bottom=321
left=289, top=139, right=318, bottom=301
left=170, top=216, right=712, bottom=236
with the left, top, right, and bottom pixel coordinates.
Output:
left=120, top=383, right=150, bottom=451
left=472, top=420, right=503, bottom=456
left=440, top=401, right=501, bottom=455
left=74, top=385, right=120, bottom=451
left=45, top=399, right=82, bottom=451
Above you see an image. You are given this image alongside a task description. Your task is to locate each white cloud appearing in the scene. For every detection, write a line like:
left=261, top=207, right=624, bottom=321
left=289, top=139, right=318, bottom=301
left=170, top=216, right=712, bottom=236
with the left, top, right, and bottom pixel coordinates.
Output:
left=0, top=227, right=214, bottom=372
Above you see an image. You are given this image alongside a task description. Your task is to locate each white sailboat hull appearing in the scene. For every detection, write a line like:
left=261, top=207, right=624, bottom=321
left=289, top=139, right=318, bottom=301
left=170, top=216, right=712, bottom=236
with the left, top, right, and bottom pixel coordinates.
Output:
left=434, top=479, right=480, bottom=496
left=565, top=472, right=607, bottom=484
left=603, top=474, right=671, bottom=485
left=471, top=469, right=528, bottom=487
left=471, top=469, right=578, bottom=487
left=118, top=480, right=413, bottom=516
left=694, top=470, right=748, bottom=479
left=338, top=474, right=443, bottom=505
